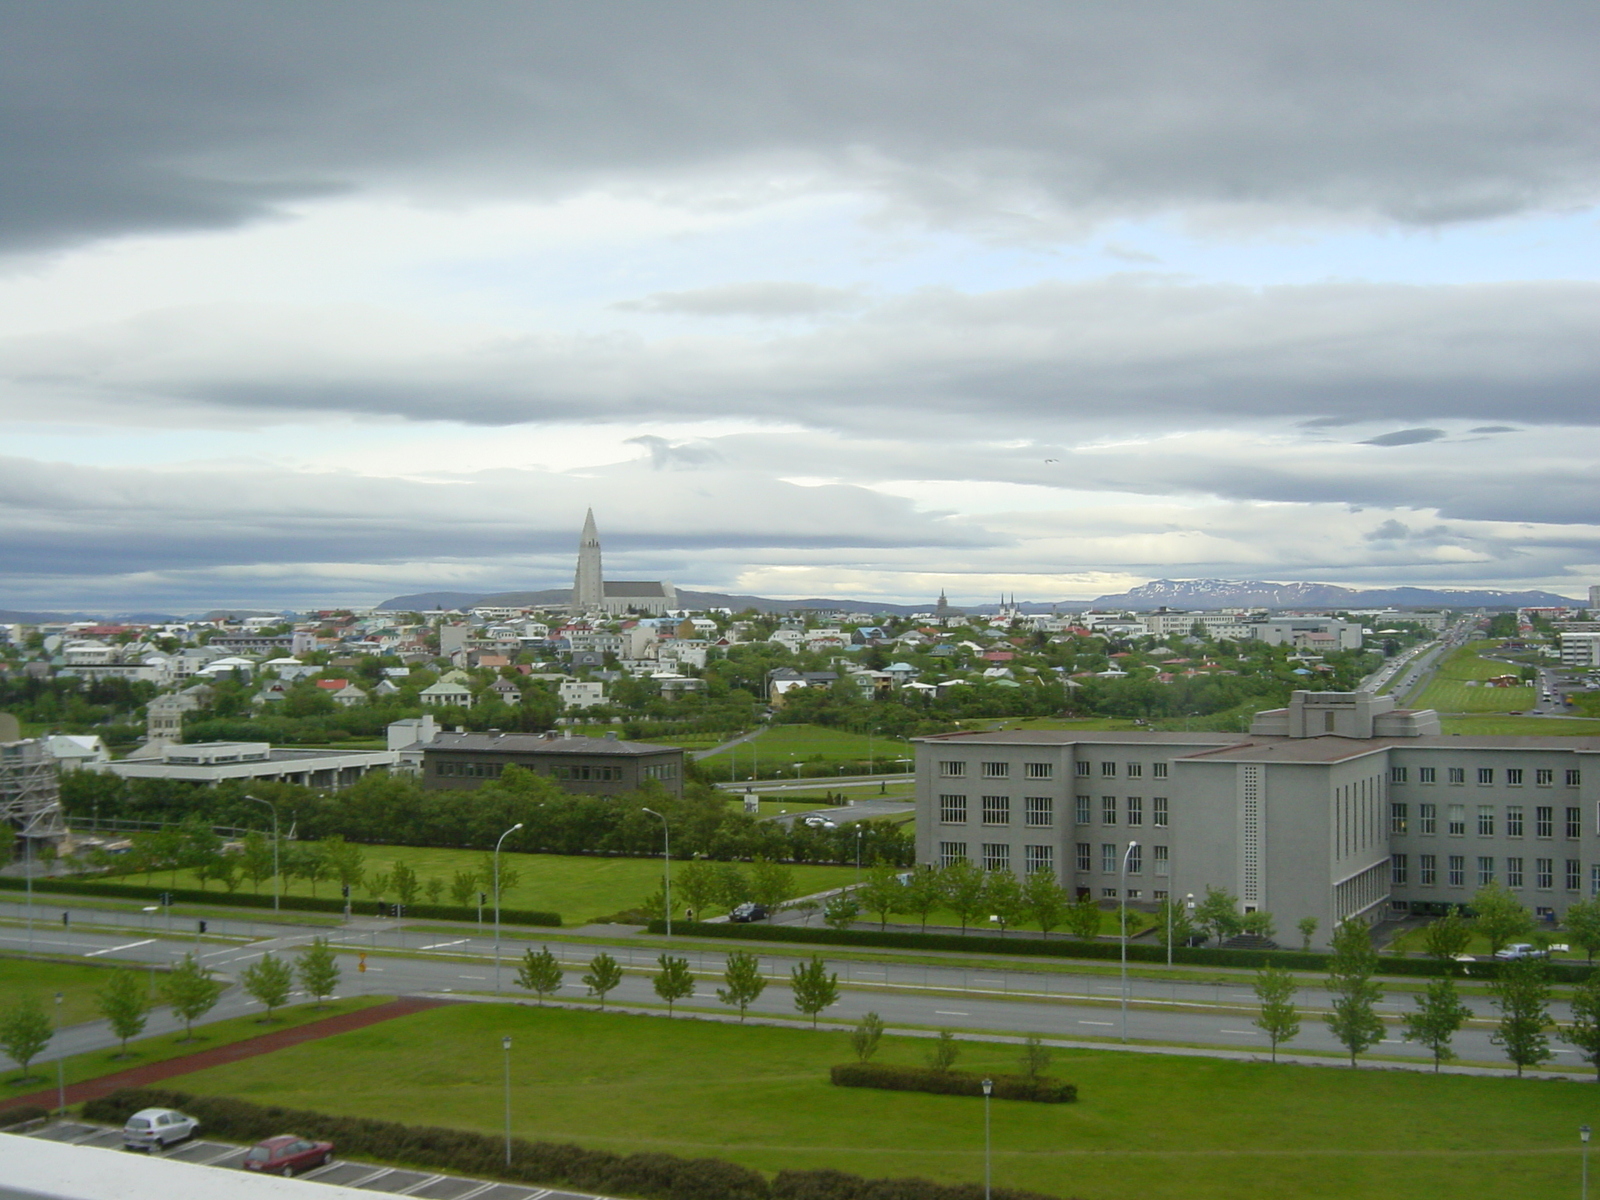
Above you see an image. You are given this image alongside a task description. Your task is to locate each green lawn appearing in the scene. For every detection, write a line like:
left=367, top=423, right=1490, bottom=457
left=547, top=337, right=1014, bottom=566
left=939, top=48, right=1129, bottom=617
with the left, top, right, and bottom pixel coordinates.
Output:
left=154, top=1003, right=1597, bottom=1200
left=1416, top=679, right=1538, bottom=713
left=0, top=957, right=150, bottom=1027
left=134, top=848, right=863, bottom=923
left=699, top=725, right=914, bottom=776
left=1441, top=716, right=1600, bottom=736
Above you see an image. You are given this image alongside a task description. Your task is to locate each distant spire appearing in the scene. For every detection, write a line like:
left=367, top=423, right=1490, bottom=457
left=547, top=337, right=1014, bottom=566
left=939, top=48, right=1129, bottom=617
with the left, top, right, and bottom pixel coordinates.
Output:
left=572, top=509, right=604, bottom=612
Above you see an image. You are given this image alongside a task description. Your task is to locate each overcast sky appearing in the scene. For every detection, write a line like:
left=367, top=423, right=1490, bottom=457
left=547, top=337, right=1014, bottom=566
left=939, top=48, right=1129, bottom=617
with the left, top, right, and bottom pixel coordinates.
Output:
left=3, top=2, right=1598, bottom=612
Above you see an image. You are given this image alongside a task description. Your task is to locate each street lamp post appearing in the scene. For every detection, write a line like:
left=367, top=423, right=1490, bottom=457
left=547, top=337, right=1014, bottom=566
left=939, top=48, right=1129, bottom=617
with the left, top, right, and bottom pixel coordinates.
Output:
left=981, top=1076, right=993, bottom=1200
left=493, top=823, right=524, bottom=994
left=641, top=808, right=671, bottom=936
left=1167, top=889, right=1194, bottom=968
left=855, top=827, right=864, bottom=885
left=245, top=795, right=280, bottom=911
left=1583, top=1124, right=1592, bottom=1200
left=1120, top=841, right=1139, bottom=1043
left=502, top=1035, right=513, bottom=1167
left=25, top=835, right=33, bottom=952
left=54, top=991, right=65, bottom=1115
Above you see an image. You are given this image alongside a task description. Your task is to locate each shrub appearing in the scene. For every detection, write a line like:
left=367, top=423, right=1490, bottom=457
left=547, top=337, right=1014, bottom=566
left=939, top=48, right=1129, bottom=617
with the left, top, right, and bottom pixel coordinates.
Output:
left=0, top=1104, right=51, bottom=1129
left=772, top=1168, right=1067, bottom=1200
left=830, top=1064, right=1076, bottom=1103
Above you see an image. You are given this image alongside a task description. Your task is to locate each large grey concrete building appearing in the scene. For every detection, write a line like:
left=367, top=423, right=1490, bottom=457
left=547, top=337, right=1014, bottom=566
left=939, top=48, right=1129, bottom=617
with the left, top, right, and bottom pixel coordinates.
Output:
left=914, top=691, right=1598, bottom=947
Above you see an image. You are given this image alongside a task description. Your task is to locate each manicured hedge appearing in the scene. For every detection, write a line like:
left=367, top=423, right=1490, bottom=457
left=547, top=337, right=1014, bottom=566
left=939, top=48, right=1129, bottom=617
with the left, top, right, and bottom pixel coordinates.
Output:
left=0, top=875, right=560, bottom=927
left=82, top=1088, right=1070, bottom=1200
left=831, top=1063, right=1076, bottom=1103
left=652, top=921, right=1596, bottom=982
left=0, top=1104, right=51, bottom=1129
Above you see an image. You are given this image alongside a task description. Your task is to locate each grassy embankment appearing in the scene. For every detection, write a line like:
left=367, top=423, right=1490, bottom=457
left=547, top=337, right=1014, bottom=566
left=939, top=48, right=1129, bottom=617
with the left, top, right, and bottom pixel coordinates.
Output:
left=1414, top=643, right=1536, bottom=713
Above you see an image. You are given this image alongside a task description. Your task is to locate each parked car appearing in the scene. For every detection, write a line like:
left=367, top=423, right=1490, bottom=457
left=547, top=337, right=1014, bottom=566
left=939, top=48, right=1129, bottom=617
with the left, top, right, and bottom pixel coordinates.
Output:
left=122, top=1108, right=199, bottom=1151
left=242, top=1135, right=335, bottom=1176
left=728, top=901, right=769, bottom=923
left=1493, top=943, right=1549, bottom=961
left=801, top=815, right=837, bottom=829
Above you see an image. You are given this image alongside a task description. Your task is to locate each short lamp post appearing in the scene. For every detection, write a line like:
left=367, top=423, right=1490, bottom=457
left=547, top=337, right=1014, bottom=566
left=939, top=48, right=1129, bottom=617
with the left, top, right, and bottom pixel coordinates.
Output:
left=981, top=1076, right=993, bottom=1200
left=502, top=1035, right=513, bottom=1167
left=641, top=807, right=671, bottom=936
left=246, top=795, right=280, bottom=911
left=493, top=823, right=524, bottom=994
left=1120, top=841, right=1139, bottom=1043
left=1583, top=1124, right=1592, bottom=1200
left=55, top=991, right=65, bottom=1115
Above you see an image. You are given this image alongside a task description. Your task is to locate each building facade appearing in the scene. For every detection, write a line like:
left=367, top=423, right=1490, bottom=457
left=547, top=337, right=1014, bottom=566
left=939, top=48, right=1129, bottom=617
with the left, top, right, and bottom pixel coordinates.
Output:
left=422, top=730, right=685, bottom=797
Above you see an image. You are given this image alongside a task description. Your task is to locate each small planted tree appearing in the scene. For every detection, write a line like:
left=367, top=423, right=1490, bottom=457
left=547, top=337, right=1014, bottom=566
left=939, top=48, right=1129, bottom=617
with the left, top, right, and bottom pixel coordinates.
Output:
left=161, top=953, right=223, bottom=1040
left=97, top=968, right=151, bottom=1057
left=1019, top=1035, right=1051, bottom=1080
left=1156, top=898, right=1198, bottom=950
left=448, top=868, right=481, bottom=909
left=653, top=954, right=695, bottom=1016
left=0, top=996, right=52, bottom=1082
left=297, top=937, right=341, bottom=1008
left=940, top=858, right=988, bottom=932
left=516, top=946, right=564, bottom=1005
left=851, top=1011, right=885, bottom=1062
left=1296, top=916, right=1319, bottom=951
left=481, top=855, right=521, bottom=901
left=822, top=894, right=861, bottom=930
left=1560, top=969, right=1600, bottom=1079
left=1564, top=898, right=1600, bottom=963
left=1490, top=956, right=1552, bottom=1076
left=790, top=955, right=840, bottom=1028
left=1325, top=920, right=1385, bottom=1068
left=1472, top=882, right=1534, bottom=956
left=1402, top=977, right=1473, bottom=1071
left=676, top=859, right=721, bottom=919
left=391, top=860, right=420, bottom=908
left=583, top=952, right=623, bottom=1008
left=321, top=836, right=366, bottom=898
left=858, top=866, right=906, bottom=930
left=1065, top=891, right=1103, bottom=941
left=749, top=857, right=795, bottom=915
left=1022, top=870, right=1068, bottom=938
left=716, top=949, right=766, bottom=1021
left=904, top=868, right=946, bottom=932
left=983, top=869, right=1026, bottom=937
left=1421, top=911, right=1473, bottom=971
left=927, top=1029, right=960, bottom=1073
left=1252, top=967, right=1300, bottom=1061
left=1196, top=885, right=1243, bottom=948
left=242, top=952, right=294, bottom=1021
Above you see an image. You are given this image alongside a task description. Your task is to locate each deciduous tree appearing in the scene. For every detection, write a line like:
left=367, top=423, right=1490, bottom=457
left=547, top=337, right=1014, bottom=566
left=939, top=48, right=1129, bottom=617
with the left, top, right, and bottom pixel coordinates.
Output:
left=1490, top=956, right=1552, bottom=1076
left=1196, top=885, right=1242, bottom=948
left=940, top=858, right=988, bottom=932
left=516, top=946, right=564, bottom=1004
left=1253, top=967, right=1300, bottom=1061
left=983, top=869, right=1025, bottom=937
left=1019, top=1035, right=1051, bottom=1080
left=1563, top=898, right=1600, bottom=963
left=1472, top=882, right=1534, bottom=956
left=790, top=955, right=839, bottom=1028
left=857, top=866, right=906, bottom=930
left=652, top=954, right=694, bottom=1015
left=161, top=953, right=224, bottom=1040
left=296, top=937, right=341, bottom=1007
left=1296, top=916, right=1318, bottom=952
left=1421, top=911, right=1472, bottom=971
left=1022, top=870, right=1067, bottom=937
left=1065, top=891, right=1103, bottom=941
left=242, top=952, right=293, bottom=1020
left=1402, top=977, right=1473, bottom=1071
left=851, top=1011, right=884, bottom=1062
left=583, top=952, right=623, bottom=1008
left=96, top=968, right=151, bottom=1057
left=1325, top=921, right=1385, bottom=1067
left=748, top=857, right=795, bottom=913
left=1560, top=970, right=1600, bottom=1080
left=927, top=1029, right=959, bottom=1072
left=0, top=996, right=52, bottom=1081
left=716, top=949, right=766, bottom=1021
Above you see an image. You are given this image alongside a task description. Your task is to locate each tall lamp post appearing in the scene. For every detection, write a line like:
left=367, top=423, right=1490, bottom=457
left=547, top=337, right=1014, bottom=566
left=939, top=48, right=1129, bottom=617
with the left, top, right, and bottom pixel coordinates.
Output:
left=502, top=1034, right=514, bottom=1167
left=981, top=1076, right=993, bottom=1200
left=246, top=795, right=280, bottom=911
left=1120, top=841, right=1139, bottom=1043
left=54, top=991, right=65, bottom=1115
left=492, top=823, right=524, bottom=994
left=1167, top=890, right=1194, bottom=968
left=1583, top=1124, right=1592, bottom=1200
left=641, top=807, right=671, bottom=936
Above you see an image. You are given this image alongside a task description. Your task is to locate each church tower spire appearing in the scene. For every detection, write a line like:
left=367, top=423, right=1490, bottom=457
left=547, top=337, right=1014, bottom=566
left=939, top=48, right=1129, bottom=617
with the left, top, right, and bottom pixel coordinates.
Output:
left=572, top=508, right=604, bottom=612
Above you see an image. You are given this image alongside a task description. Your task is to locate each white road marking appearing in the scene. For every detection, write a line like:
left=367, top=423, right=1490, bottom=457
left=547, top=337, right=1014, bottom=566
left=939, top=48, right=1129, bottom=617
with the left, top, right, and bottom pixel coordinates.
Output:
left=460, top=974, right=487, bottom=980
left=1078, top=1020, right=1115, bottom=1027
left=421, top=939, right=468, bottom=950
left=1219, top=1029, right=1257, bottom=1035
left=85, top=939, right=155, bottom=957
left=935, top=1010, right=969, bottom=1016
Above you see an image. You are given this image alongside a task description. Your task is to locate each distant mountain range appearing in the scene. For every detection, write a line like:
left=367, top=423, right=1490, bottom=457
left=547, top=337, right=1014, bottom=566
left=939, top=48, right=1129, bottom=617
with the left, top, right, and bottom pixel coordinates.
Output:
left=377, top=588, right=937, bottom=616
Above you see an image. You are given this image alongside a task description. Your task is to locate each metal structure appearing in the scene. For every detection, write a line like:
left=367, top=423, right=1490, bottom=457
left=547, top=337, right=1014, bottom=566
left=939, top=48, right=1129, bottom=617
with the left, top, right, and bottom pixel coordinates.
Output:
left=1, top=737, right=67, bottom=843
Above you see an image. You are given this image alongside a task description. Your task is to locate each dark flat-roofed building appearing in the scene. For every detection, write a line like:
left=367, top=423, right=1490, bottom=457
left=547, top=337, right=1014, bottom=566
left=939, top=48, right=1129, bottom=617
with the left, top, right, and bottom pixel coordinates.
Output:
left=422, top=730, right=684, bottom=797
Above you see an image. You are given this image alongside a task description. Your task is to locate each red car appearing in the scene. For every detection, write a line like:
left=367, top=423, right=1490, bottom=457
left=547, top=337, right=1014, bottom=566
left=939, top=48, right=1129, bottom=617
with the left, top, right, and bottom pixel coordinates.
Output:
left=242, top=1135, right=334, bottom=1176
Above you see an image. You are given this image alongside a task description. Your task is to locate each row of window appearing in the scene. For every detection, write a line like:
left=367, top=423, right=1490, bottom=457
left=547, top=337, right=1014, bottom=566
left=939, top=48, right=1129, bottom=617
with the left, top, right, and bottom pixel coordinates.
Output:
left=936, top=794, right=1172, bottom=828
left=1074, top=843, right=1170, bottom=875
left=1075, top=761, right=1169, bottom=779
left=1390, top=803, right=1582, bottom=839
left=640, top=762, right=679, bottom=780
left=935, top=760, right=1171, bottom=780
left=936, top=841, right=1056, bottom=873
left=1390, top=853, right=1589, bottom=892
left=551, top=764, right=625, bottom=781
left=1391, top=766, right=1580, bottom=786
left=435, top=761, right=504, bottom=778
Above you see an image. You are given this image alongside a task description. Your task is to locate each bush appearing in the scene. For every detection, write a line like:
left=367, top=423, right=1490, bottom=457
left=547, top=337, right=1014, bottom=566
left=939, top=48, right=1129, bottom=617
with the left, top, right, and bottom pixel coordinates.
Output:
left=0, top=1104, right=51, bottom=1129
left=772, top=1168, right=1068, bottom=1200
left=830, top=1063, right=1076, bottom=1103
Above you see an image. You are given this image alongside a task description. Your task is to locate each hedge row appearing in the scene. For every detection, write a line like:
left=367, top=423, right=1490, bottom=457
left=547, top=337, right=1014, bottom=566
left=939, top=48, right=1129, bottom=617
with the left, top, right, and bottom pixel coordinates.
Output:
left=81, top=1089, right=1068, bottom=1200
left=0, top=875, right=561, bottom=927
left=831, top=1063, right=1077, bottom=1103
left=0, top=1104, right=51, bottom=1129
left=651, top=920, right=1597, bottom=982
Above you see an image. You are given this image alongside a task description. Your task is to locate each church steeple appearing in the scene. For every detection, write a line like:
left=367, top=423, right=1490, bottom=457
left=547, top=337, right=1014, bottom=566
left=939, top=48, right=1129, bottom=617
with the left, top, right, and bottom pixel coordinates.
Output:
left=572, top=508, right=604, bottom=612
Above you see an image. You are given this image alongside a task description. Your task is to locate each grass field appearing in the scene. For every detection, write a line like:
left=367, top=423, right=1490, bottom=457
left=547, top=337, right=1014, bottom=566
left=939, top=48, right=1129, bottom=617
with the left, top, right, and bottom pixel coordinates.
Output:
left=699, top=725, right=914, bottom=776
left=154, top=1002, right=1597, bottom=1200
left=1414, top=644, right=1537, bottom=713
left=0, top=957, right=150, bottom=1027
left=1441, top=715, right=1600, bottom=736
left=133, top=848, right=863, bottom=923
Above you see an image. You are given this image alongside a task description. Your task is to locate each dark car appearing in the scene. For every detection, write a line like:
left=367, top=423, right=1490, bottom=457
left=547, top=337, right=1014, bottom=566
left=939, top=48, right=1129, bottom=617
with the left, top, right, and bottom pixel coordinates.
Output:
left=728, top=901, right=769, bottom=922
left=242, top=1135, right=334, bottom=1176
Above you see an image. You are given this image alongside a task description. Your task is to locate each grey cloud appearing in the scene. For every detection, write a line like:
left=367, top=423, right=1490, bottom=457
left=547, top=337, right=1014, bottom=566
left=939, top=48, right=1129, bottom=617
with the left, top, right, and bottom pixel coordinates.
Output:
left=1469, top=425, right=1519, bottom=433
left=614, top=282, right=864, bottom=318
left=624, top=435, right=722, bottom=469
left=1361, top=428, right=1446, bottom=446
left=4, top=3, right=1600, bottom=254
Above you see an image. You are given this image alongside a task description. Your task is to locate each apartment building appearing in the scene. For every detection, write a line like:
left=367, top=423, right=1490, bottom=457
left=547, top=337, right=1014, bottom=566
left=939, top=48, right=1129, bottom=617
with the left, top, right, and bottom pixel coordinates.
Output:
left=914, top=690, right=1598, bottom=947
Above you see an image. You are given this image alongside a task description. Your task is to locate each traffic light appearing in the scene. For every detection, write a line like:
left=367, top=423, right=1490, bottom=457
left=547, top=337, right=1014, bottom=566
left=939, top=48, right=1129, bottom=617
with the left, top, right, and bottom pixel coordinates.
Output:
left=161, top=891, right=172, bottom=906
left=479, top=892, right=488, bottom=907
left=198, top=920, right=208, bottom=934
left=62, top=912, right=69, bottom=928
left=342, top=884, right=351, bottom=899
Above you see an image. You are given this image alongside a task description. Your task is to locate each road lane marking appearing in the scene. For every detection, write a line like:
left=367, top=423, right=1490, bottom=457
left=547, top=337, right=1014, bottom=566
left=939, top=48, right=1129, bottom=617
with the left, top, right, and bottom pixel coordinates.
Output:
left=461, top=974, right=487, bottom=980
left=1078, top=1020, right=1114, bottom=1027
left=935, top=1010, right=969, bottom=1016
left=1219, top=1029, right=1257, bottom=1035
left=421, top=939, right=468, bottom=950
left=85, top=939, right=155, bottom=957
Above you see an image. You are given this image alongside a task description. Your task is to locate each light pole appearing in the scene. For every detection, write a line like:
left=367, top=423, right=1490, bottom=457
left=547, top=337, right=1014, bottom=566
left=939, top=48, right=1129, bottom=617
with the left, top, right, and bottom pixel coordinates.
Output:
left=641, top=807, right=671, bottom=936
left=1583, top=1124, right=1592, bottom=1200
left=981, top=1076, right=993, bottom=1200
left=1120, top=841, right=1139, bottom=1043
left=25, top=835, right=33, bottom=952
left=1168, top=890, right=1193, bottom=968
left=493, top=822, right=524, bottom=994
left=54, top=991, right=65, bottom=1115
left=502, top=1034, right=513, bottom=1167
left=245, top=795, right=280, bottom=911
left=855, top=827, right=864, bottom=886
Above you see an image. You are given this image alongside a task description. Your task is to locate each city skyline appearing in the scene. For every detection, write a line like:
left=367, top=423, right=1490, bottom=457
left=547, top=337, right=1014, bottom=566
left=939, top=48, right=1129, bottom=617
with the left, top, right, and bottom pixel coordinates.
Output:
left=2, top=4, right=1597, bottom=611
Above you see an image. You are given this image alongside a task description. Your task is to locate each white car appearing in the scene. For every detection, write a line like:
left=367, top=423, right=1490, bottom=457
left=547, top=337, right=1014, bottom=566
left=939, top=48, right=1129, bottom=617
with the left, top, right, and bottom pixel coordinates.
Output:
left=801, top=815, right=837, bottom=829
left=1493, top=943, right=1549, bottom=961
left=123, top=1107, right=199, bottom=1151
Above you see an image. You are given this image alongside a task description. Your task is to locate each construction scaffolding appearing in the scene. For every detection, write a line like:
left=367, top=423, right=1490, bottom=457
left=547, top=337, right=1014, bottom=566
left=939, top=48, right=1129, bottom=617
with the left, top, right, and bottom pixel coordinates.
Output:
left=1, top=738, right=67, bottom=842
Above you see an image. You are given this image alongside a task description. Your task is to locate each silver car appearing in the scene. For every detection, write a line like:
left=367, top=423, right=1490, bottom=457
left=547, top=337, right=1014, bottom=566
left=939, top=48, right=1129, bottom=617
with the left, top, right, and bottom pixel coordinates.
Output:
left=123, top=1107, right=199, bottom=1150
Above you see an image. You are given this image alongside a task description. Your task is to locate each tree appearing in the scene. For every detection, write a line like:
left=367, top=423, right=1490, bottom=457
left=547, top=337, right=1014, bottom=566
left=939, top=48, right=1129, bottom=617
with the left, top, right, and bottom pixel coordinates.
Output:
left=1490, top=956, right=1553, bottom=1076
left=851, top=1011, right=885, bottom=1062
left=241, top=952, right=293, bottom=1020
left=1154, top=898, right=1197, bottom=949
left=717, top=949, right=767, bottom=1021
left=983, top=869, right=1026, bottom=937
left=296, top=843, right=331, bottom=897
left=481, top=855, right=521, bottom=900
left=97, top=968, right=151, bottom=1057
left=940, top=858, right=988, bottom=932
left=448, top=868, right=481, bottom=909
left=790, top=955, right=839, bottom=1028
left=240, top=831, right=275, bottom=894
left=1421, top=911, right=1473, bottom=970
left=583, top=952, right=623, bottom=1008
left=1022, top=870, right=1067, bottom=937
left=297, top=937, right=341, bottom=1007
left=0, top=996, right=52, bottom=1081
left=1019, top=1035, right=1051, bottom=1080
left=1560, top=970, right=1600, bottom=1080
left=516, top=946, right=564, bottom=1005
left=1252, top=967, right=1300, bottom=1062
left=676, top=859, right=721, bottom=918
left=1472, top=882, right=1534, bottom=955
left=748, top=857, right=795, bottom=914
left=715, top=864, right=752, bottom=909
left=1240, top=910, right=1276, bottom=940
left=1296, top=916, right=1319, bottom=952
left=1564, top=898, right=1600, bottom=963
left=1196, top=886, right=1243, bottom=948
left=653, top=954, right=695, bottom=1015
left=1402, top=978, right=1473, bottom=1071
left=322, top=837, right=366, bottom=896
left=363, top=871, right=392, bottom=902
left=391, top=860, right=420, bottom=908
left=1065, top=891, right=1103, bottom=941
left=424, top=877, right=445, bottom=904
left=1324, top=921, right=1385, bottom=1067
left=926, top=1029, right=959, bottom=1072
left=161, top=953, right=224, bottom=1040
left=858, top=866, right=906, bottom=930
left=904, top=869, right=945, bottom=932
left=823, top=894, right=861, bottom=930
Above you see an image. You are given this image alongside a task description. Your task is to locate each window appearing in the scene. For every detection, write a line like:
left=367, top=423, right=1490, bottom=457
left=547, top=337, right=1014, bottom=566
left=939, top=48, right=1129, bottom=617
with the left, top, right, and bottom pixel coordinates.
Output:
left=1126, top=844, right=1143, bottom=874
left=1478, top=805, right=1495, bottom=837
left=1478, top=767, right=1494, bottom=785
left=1537, top=858, right=1554, bottom=890
left=1569, top=807, right=1583, bottom=839
left=1101, top=844, right=1118, bottom=873
left=1419, top=854, right=1437, bottom=886
left=1153, top=797, right=1169, bottom=828
left=1154, top=845, right=1169, bottom=876
left=1448, top=767, right=1465, bottom=784
left=1419, top=802, right=1437, bottom=835
left=1152, top=762, right=1169, bottom=779
left=1448, top=855, right=1465, bottom=887
left=939, top=761, right=967, bottom=778
left=1076, top=843, right=1092, bottom=872
left=1075, top=795, right=1091, bottom=825
left=1568, top=859, right=1583, bottom=891
left=1101, top=761, right=1118, bottom=777
left=981, top=761, right=1009, bottom=779
left=1102, top=796, right=1118, bottom=825
left=1570, top=770, right=1584, bottom=787
left=1075, top=760, right=1091, bottom=776
left=1592, top=864, right=1600, bottom=897
left=981, top=795, right=1011, bottom=825
left=1102, top=888, right=1119, bottom=899
left=1127, top=796, right=1144, bottom=826
left=1390, top=803, right=1408, bottom=835
left=1507, top=806, right=1524, bottom=837
left=1024, top=796, right=1053, bottom=827
left=1391, top=854, right=1408, bottom=886
left=1538, top=806, right=1554, bottom=838
left=1420, top=766, right=1437, bottom=784
left=938, top=841, right=968, bottom=867
left=939, top=795, right=968, bottom=824
left=1448, top=804, right=1466, bottom=836
left=1126, top=763, right=1143, bottom=778
left=1025, top=762, right=1053, bottom=779
left=1024, top=845, right=1054, bottom=875
left=1537, top=768, right=1554, bottom=786
left=1507, top=768, right=1524, bottom=786
left=981, top=843, right=1010, bottom=872
left=1391, top=766, right=1408, bottom=784
left=1507, top=857, right=1524, bottom=888
left=1477, top=856, right=1495, bottom=887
